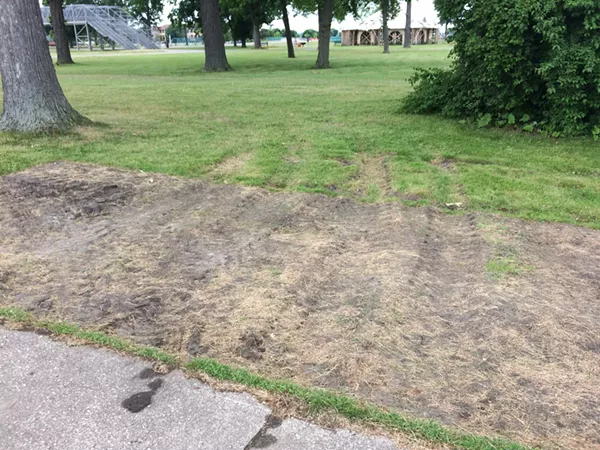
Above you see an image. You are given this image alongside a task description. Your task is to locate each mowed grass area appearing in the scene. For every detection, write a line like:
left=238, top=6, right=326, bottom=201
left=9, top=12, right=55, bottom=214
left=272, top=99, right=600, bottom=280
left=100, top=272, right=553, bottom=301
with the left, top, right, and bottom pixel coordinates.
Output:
left=1, top=45, right=599, bottom=228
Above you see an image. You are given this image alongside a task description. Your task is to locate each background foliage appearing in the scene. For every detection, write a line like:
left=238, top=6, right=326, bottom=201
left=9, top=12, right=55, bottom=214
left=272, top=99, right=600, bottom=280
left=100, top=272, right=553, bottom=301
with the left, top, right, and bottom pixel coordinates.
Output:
left=404, top=0, right=600, bottom=137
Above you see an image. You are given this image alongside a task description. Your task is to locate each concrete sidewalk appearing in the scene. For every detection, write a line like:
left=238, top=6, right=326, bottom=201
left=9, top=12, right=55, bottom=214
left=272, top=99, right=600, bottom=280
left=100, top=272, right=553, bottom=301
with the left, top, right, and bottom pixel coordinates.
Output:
left=0, top=328, right=401, bottom=450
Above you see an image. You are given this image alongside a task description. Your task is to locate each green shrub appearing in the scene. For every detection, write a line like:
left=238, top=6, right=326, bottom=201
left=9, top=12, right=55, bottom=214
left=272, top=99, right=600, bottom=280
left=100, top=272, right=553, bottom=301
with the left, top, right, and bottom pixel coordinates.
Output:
left=404, top=0, right=600, bottom=137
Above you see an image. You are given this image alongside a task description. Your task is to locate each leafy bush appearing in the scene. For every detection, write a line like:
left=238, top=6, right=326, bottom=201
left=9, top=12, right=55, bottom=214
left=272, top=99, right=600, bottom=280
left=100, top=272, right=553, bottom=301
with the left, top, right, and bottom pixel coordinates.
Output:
left=404, top=0, right=600, bottom=137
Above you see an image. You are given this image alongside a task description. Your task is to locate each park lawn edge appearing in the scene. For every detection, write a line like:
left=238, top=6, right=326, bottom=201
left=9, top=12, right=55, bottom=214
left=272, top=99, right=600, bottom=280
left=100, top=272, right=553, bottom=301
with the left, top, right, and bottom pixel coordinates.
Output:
left=0, top=306, right=536, bottom=450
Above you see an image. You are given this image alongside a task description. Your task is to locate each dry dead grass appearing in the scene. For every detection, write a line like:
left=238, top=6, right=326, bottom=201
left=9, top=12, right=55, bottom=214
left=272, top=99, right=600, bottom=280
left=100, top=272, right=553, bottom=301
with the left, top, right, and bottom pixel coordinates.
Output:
left=349, top=153, right=397, bottom=200
left=209, top=152, right=253, bottom=181
left=1, top=162, right=599, bottom=449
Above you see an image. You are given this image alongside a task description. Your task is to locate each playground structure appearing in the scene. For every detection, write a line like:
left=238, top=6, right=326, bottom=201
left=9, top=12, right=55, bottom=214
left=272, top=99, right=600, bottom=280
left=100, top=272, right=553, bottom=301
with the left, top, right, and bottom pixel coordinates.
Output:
left=41, top=5, right=157, bottom=50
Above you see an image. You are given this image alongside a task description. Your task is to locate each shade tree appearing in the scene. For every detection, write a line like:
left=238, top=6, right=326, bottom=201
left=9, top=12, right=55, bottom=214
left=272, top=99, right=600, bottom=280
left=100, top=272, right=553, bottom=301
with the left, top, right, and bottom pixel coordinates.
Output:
left=293, top=0, right=364, bottom=68
left=0, top=0, right=88, bottom=132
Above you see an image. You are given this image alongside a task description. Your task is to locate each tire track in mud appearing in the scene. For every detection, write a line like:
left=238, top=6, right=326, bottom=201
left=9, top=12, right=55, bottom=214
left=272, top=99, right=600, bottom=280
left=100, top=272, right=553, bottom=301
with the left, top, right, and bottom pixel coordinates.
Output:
left=399, top=210, right=597, bottom=443
left=401, top=208, right=496, bottom=423
left=350, top=154, right=398, bottom=199
left=406, top=208, right=484, bottom=310
left=3, top=163, right=600, bottom=448
left=4, top=173, right=344, bottom=348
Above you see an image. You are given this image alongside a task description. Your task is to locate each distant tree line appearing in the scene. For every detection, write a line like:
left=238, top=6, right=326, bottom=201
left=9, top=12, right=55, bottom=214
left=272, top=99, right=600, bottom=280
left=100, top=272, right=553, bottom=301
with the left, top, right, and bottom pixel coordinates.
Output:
left=171, top=0, right=413, bottom=70
left=44, top=0, right=414, bottom=70
left=165, top=26, right=339, bottom=42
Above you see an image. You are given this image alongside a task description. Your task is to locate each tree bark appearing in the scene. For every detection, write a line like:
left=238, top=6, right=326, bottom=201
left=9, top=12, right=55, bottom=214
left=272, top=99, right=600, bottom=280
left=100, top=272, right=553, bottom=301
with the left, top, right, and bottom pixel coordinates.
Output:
left=404, top=0, right=412, bottom=48
left=252, top=19, right=261, bottom=49
left=382, top=0, right=390, bottom=53
left=199, top=0, right=231, bottom=71
left=280, top=1, right=295, bottom=58
left=241, top=39, right=247, bottom=48
left=0, top=0, right=88, bottom=132
left=314, top=0, right=334, bottom=69
left=49, top=0, right=74, bottom=65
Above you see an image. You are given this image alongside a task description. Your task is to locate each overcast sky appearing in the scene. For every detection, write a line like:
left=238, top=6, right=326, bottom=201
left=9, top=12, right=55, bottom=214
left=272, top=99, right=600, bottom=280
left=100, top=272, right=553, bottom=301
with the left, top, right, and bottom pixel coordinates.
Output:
left=161, top=0, right=439, bottom=31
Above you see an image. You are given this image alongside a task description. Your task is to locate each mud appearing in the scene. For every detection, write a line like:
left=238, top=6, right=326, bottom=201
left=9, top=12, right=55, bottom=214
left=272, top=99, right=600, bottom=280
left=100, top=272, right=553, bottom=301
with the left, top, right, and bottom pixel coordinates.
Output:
left=1, top=162, right=599, bottom=449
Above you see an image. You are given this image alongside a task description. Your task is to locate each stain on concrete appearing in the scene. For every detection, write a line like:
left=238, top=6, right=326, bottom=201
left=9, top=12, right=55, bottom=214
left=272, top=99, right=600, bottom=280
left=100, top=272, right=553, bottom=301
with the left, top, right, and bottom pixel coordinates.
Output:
left=244, top=415, right=282, bottom=449
left=147, top=379, right=163, bottom=390
left=121, top=378, right=164, bottom=413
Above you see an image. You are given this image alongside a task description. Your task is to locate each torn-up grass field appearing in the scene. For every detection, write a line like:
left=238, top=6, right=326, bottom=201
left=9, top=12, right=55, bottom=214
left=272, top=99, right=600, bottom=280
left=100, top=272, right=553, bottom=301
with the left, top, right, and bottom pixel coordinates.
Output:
left=1, top=162, right=598, bottom=449
left=1, top=46, right=599, bottom=228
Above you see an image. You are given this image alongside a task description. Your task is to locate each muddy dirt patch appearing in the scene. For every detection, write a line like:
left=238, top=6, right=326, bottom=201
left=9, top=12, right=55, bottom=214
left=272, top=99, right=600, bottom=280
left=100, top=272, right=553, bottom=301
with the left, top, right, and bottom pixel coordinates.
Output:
left=1, top=162, right=599, bottom=449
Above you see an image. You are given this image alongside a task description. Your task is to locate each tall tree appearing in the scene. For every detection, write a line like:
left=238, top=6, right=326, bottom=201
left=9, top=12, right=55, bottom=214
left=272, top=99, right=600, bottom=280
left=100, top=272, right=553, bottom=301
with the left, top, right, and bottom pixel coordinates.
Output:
left=378, top=0, right=399, bottom=52
left=381, top=0, right=389, bottom=53
left=252, top=16, right=262, bottom=48
left=170, top=0, right=202, bottom=30
left=128, top=0, right=165, bottom=28
left=199, top=0, right=232, bottom=71
left=280, top=1, right=295, bottom=58
left=314, top=0, right=334, bottom=68
left=173, top=0, right=232, bottom=70
left=226, top=11, right=252, bottom=47
left=244, top=0, right=278, bottom=49
left=0, top=0, right=88, bottom=132
left=403, top=0, right=411, bottom=48
left=294, top=0, right=361, bottom=69
left=48, top=0, right=74, bottom=64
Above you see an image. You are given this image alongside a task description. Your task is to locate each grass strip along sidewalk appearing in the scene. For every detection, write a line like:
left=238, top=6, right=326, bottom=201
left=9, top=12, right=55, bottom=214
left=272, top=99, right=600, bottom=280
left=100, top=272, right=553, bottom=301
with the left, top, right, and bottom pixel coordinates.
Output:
left=0, top=307, right=536, bottom=450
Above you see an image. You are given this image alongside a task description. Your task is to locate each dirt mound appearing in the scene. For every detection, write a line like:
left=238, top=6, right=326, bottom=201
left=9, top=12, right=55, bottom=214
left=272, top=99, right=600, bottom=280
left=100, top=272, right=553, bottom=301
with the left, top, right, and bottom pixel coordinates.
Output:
left=1, top=162, right=599, bottom=449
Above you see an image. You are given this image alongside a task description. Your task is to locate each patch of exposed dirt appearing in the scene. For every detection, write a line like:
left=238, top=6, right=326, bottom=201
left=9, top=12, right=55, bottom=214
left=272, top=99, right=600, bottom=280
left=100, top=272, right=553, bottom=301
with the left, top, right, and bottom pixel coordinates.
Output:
left=210, top=152, right=253, bottom=180
left=1, top=162, right=599, bottom=449
left=349, top=154, right=397, bottom=199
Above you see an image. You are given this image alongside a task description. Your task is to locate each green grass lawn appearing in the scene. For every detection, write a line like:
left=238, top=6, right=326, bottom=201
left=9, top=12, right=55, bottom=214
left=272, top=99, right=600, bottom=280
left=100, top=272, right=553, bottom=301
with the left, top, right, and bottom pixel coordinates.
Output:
left=1, top=45, right=599, bottom=228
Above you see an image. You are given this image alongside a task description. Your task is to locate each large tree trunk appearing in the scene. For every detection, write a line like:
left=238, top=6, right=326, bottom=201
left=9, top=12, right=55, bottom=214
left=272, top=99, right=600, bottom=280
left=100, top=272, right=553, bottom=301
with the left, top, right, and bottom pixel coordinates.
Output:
left=381, top=0, right=390, bottom=54
left=49, top=0, right=74, bottom=65
left=199, top=0, right=231, bottom=71
left=0, top=0, right=87, bottom=132
left=241, top=39, right=247, bottom=48
left=404, top=0, right=412, bottom=48
left=252, top=20, right=261, bottom=49
left=281, top=1, right=295, bottom=58
left=314, top=0, right=334, bottom=69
